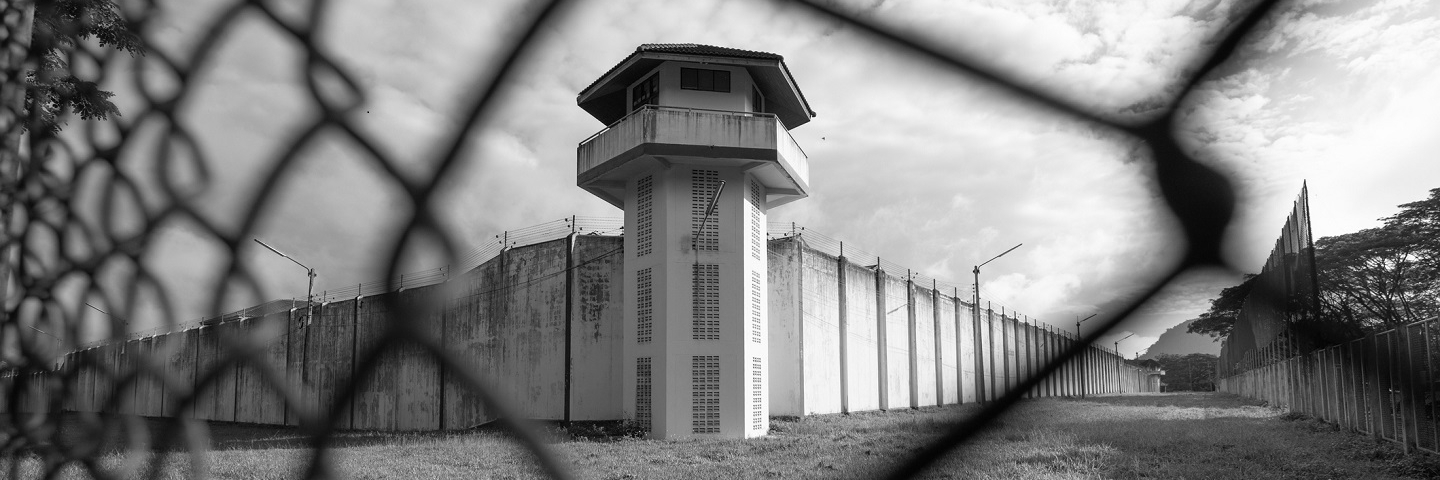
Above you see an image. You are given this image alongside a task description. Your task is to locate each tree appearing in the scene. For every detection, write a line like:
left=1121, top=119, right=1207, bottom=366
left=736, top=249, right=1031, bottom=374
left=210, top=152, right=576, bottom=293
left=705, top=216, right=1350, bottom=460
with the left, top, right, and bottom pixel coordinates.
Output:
left=1186, top=274, right=1257, bottom=339
left=1153, top=353, right=1217, bottom=391
left=1315, top=226, right=1440, bottom=331
left=1, top=0, right=141, bottom=343
left=25, top=0, right=143, bottom=134
left=1188, top=188, right=1440, bottom=343
left=1383, top=187, right=1440, bottom=280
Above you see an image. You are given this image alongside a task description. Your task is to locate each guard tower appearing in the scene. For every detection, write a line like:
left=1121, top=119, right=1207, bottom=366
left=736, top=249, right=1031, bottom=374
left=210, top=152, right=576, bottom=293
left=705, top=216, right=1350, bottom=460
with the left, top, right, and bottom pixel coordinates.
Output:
left=577, top=44, right=814, bottom=439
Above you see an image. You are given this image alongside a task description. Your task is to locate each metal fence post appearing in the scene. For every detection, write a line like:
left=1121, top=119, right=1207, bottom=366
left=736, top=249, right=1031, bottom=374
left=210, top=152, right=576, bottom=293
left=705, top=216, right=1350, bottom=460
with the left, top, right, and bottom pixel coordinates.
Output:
left=1427, top=320, right=1438, bottom=451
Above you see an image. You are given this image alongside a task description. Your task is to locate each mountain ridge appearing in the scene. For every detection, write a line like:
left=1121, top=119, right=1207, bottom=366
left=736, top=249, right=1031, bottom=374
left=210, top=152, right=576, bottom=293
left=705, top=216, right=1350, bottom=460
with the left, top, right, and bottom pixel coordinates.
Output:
left=1140, top=319, right=1222, bottom=359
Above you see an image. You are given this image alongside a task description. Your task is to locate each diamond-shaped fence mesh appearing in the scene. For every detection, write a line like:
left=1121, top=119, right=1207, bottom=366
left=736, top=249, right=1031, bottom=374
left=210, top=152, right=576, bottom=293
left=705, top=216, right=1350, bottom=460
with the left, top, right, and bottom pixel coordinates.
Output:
left=4, top=0, right=1436, bottom=478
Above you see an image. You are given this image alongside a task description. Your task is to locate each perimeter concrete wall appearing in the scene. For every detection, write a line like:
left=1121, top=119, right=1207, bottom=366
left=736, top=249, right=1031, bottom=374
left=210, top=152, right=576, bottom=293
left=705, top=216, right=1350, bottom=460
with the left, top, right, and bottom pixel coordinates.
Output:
left=842, top=261, right=880, bottom=412
left=16, top=232, right=1160, bottom=430
left=765, top=237, right=1158, bottom=416
left=800, top=247, right=842, bottom=415
left=25, top=235, right=627, bottom=431
left=568, top=236, right=625, bottom=421
left=768, top=240, right=804, bottom=416
left=882, top=273, right=909, bottom=409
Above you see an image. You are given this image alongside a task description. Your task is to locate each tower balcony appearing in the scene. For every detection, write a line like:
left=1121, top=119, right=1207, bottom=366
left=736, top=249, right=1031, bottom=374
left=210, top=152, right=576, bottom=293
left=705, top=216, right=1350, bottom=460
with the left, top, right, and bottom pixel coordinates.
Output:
left=577, top=105, right=809, bottom=209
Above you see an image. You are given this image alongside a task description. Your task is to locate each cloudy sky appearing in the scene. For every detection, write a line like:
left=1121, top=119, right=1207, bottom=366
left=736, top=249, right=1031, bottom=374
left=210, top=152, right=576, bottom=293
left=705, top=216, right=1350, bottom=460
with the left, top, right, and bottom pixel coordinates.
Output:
left=74, top=0, right=1440, bottom=355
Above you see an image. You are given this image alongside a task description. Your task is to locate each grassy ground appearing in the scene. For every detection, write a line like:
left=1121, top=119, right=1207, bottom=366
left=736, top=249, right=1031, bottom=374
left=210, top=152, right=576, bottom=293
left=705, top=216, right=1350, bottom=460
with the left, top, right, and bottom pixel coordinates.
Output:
left=6, top=392, right=1440, bottom=479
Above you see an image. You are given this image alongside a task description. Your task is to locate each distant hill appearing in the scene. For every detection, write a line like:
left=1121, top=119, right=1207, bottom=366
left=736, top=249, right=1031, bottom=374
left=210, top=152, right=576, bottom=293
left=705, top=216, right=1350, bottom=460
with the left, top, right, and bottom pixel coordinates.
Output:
left=1140, top=319, right=1221, bottom=359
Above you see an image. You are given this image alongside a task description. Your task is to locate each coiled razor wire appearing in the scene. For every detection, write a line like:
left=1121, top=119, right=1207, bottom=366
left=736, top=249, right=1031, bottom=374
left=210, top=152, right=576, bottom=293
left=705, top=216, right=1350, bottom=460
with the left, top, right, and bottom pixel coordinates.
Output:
left=0, top=0, right=1294, bottom=478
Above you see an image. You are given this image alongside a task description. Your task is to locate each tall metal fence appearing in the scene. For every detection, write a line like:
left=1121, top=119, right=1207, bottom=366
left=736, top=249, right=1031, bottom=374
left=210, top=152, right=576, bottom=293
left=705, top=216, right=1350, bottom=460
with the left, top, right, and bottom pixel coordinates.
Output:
left=1217, top=185, right=1325, bottom=378
left=0, top=0, right=1304, bottom=478
left=1219, top=316, right=1440, bottom=455
left=1215, top=186, right=1439, bottom=455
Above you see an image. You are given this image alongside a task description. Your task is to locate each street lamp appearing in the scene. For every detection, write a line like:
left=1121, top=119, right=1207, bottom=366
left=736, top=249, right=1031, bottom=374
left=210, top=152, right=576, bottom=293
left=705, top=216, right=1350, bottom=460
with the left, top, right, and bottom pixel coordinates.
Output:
left=1113, top=333, right=1134, bottom=357
left=254, top=239, right=317, bottom=326
left=1074, top=313, right=1097, bottom=398
left=1115, top=332, right=1134, bottom=394
left=1074, top=313, right=1097, bottom=338
left=972, top=243, right=1022, bottom=403
left=27, top=324, right=62, bottom=366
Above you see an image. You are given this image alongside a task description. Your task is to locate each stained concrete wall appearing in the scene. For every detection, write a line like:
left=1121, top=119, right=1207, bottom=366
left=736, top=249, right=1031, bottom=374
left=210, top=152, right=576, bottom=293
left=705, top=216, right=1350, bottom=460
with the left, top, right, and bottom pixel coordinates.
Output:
left=503, top=240, right=569, bottom=419
left=842, top=261, right=879, bottom=412
left=285, top=310, right=311, bottom=425
left=305, top=301, right=355, bottom=428
left=192, top=326, right=225, bottom=421
left=352, top=290, right=444, bottom=431
left=913, top=285, right=936, bottom=408
left=958, top=300, right=976, bottom=404
left=441, top=253, right=502, bottom=429
left=762, top=238, right=1161, bottom=416
left=95, top=344, right=118, bottom=411
left=133, top=338, right=159, bottom=417
left=116, top=340, right=138, bottom=415
left=980, top=308, right=995, bottom=402
left=882, top=273, right=909, bottom=410
left=569, top=236, right=625, bottom=421
left=234, top=312, right=288, bottom=425
left=768, top=240, right=803, bottom=416
left=1004, top=315, right=1018, bottom=394
left=352, top=293, right=401, bottom=430
left=800, top=247, right=842, bottom=415
left=21, top=232, right=1164, bottom=429
left=937, top=294, right=958, bottom=405
left=162, top=329, right=197, bottom=418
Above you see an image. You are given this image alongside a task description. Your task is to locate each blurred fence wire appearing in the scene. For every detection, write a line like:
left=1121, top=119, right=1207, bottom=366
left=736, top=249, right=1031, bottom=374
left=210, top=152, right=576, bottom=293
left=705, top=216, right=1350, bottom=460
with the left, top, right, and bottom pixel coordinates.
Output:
left=0, top=0, right=1311, bottom=478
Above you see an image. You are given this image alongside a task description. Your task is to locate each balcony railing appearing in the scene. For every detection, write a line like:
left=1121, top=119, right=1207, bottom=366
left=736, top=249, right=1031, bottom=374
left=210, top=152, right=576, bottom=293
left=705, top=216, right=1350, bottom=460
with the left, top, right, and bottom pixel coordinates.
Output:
left=577, top=105, right=809, bottom=184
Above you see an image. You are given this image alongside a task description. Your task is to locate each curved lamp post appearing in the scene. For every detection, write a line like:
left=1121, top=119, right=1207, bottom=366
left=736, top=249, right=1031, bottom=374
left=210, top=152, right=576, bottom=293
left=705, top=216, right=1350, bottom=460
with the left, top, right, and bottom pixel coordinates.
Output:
left=1115, top=332, right=1134, bottom=393
left=1074, top=313, right=1097, bottom=397
left=972, top=243, right=1022, bottom=404
left=254, top=239, right=317, bottom=326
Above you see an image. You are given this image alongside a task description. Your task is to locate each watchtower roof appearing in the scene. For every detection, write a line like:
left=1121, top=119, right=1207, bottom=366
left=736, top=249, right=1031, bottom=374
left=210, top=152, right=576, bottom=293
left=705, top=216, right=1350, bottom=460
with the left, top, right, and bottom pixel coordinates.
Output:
left=577, top=43, right=816, bottom=129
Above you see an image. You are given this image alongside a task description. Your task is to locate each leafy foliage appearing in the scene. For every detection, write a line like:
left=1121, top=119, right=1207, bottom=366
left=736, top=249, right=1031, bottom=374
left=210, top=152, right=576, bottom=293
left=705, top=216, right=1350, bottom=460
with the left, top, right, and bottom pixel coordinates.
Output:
left=24, top=0, right=143, bottom=134
left=1194, top=188, right=1440, bottom=342
left=1314, top=226, right=1439, bottom=330
left=1383, top=187, right=1440, bottom=281
left=1186, top=274, right=1256, bottom=339
left=1153, top=353, right=1216, bottom=391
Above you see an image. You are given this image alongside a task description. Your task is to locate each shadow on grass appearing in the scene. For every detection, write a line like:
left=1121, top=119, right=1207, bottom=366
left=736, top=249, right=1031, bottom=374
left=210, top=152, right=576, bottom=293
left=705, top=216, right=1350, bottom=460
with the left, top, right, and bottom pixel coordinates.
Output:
left=46, top=412, right=556, bottom=453
left=1067, top=392, right=1265, bottom=409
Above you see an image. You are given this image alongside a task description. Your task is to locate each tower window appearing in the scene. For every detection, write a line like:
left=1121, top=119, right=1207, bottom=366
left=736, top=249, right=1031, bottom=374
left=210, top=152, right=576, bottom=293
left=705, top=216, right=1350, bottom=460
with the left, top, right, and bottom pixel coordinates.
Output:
left=680, top=68, right=730, bottom=93
left=631, top=73, right=658, bottom=111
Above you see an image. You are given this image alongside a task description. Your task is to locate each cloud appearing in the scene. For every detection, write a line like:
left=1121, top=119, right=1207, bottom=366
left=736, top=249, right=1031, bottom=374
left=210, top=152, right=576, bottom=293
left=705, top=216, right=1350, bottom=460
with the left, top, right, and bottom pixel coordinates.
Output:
left=71, top=0, right=1440, bottom=346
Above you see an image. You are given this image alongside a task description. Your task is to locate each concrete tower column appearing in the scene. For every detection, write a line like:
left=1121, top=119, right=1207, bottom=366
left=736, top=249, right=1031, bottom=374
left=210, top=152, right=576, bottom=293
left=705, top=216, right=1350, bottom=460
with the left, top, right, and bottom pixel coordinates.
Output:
left=576, top=44, right=815, bottom=439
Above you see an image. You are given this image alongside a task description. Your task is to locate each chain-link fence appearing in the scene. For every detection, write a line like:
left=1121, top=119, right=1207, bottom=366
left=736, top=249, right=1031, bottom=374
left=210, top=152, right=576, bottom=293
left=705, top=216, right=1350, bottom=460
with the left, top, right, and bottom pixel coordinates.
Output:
left=1219, top=316, right=1440, bottom=455
left=0, top=0, right=1307, bottom=478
